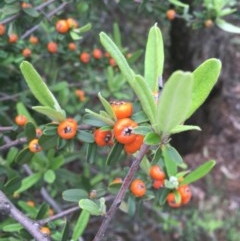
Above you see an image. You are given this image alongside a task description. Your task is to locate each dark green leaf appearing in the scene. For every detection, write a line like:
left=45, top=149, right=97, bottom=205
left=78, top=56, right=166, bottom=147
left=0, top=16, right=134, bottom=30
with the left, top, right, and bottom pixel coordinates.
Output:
left=181, top=160, right=216, bottom=185
left=38, top=134, right=58, bottom=150
left=24, top=122, right=36, bottom=142
left=77, top=130, right=94, bottom=143
left=86, top=143, right=97, bottom=163
left=2, top=223, right=22, bottom=232
left=6, top=147, right=18, bottom=165
left=61, top=221, right=70, bottom=241
left=106, top=142, right=124, bottom=165
left=131, top=111, right=149, bottom=123
left=62, top=189, right=88, bottom=202
left=15, top=147, right=34, bottom=165
left=127, top=195, right=136, bottom=217
left=22, top=7, right=40, bottom=17
left=35, top=203, right=49, bottom=220
left=4, top=176, right=22, bottom=195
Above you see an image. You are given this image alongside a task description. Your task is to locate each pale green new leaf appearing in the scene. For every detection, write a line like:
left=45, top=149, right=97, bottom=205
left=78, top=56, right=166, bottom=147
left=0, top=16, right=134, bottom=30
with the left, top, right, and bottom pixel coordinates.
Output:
left=216, top=19, right=240, bottom=34
left=170, top=124, right=201, bottom=134
left=144, top=23, right=164, bottom=92
left=99, top=32, right=135, bottom=85
left=20, top=61, right=62, bottom=111
left=32, top=106, right=66, bottom=122
left=133, top=75, right=157, bottom=125
left=156, top=71, right=193, bottom=134
left=85, top=109, right=115, bottom=126
left=186, top=58, right=222, bottom=119
left=98, top=92, right=116, bottom=120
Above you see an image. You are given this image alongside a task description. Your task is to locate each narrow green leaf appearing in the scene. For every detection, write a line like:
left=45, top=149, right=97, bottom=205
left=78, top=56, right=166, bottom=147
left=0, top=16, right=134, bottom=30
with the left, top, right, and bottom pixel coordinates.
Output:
left=77, top=130, right=94, bottom=143
left=35, top=203, right=49, bottom=220
left=24, top=122, right=36, bottom=142
left=140, top=156, right=151, bottom=175
left=113, top=22, right=122, bottom=49
left=127, top=195, right=136, bottom=217
left=144, top=23, right=164, bottom=92
left=4, top=176, right=22, bottom=195
left=83, top=114, right=108, bottom=127
left=131, top=111, right=149, bottom=123
left=73, top=23, right=92, bottom=34
left=106, top=142, right=124, bottom=165
left=72, top=210, right=90, bottom=241
left=2, top=223, right=22, bottom=232
left=164, top=145, right=184, bottom=166
left=158, top=188, right=169, bottom=205
left=133, top=75, right=157, bottom=125
left=216, top=19, right=240, bottom=33
left=16, top=172, right=42, bottom=193
left=156, top=71, right=193, bottom=134
left=186, top=58, right=222, bottom=119
left=22, top=7, right=40, bottom=17
left=99, top=32, right=135, bottom=84
left=15, top=147, right=34, bottom=165
left=169, top=0, right=189, bottom=8
left=86, top=143, right=97, bottom=163
left=85, top=109, right=115, bottom=126
left=62, top=189, right=88, bottom=202
left=170, top=124, right=201, bottom=134
left=79, top=199, right=102, bottom=216
left=98, top=92, right=116, bottom=120
left=61, top=221, right=70, bottom=241
left=133, top=125, right=152, bottom=135
left=6, top=147, right=18, bottom=165
left=38, top=134, right=58, bottom=150
left=181, top=160, right=216, bottom=185
left=162, top=146, right=178, bottom=177
left=20, top=61, right=63, bottom=111
left=32, top=106, right=65, bottom=122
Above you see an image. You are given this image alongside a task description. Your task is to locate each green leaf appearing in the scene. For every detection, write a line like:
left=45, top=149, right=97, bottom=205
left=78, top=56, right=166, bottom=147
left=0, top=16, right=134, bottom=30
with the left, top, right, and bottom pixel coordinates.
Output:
left=62, top=189, right=88, bottom=202
left=86, top=143, right=97, bottom=163
left=162, top=146, right=178, bottom=177
left=140, top=156, right=151, bottom=175
left=99, top=32, right=135, bottom=84
left=133, top=75, right=157, bottom=125
left=35, top=203, right=49, bottom=219
left=72, top=210, right=90, bottom=241
left=144, top=23, right=164, bottom=92
left=186, top=58, right=222, bottom=119
left=158, top=188, right=169, bottom=205
left=216, top=19, right=240, bottom=34
left=133, top=125, right=152, bottom=135
left=72, top=23, right=92, bottom=34
left=43, top=169, right=56, bottom=184
left=16, top=172, right=42, bottom=193
left=106, top=142, right=124, bottom=165
left=164, top=145, right=184, bottom=166
left=79, top=199, right=102, bottom=216
left=20, top=61, right=63, bottom=112
left=83, top=114, right=107, bottom=127
left=6, top=147, right=18, bottom=165
left=61, top=221, right=70, bottom=241
left=38, top=134, right=58, bottom=150
left=156, top=71, right=193, bottom=134
left=181, top=160, right=216, bottom=185
left=169, top=0, right=189, bottom=8
left=170, top=124, right=201, bottom=134
left=32, top=106, right=65, bottom=122
left=131, top=111, right=149, bottom=123
left=24, top=122, right=36, bottom=142
left=4, top=176, right=22, bottom=195
left=85, top=109, right=115, bottom=126
left=144, top=132, right=161, bottom=145
left=127, top=195, right=136, bottom=217
left=15, top=147, right=34, bottom=165
left=22, top=7, right=40, bottom=17
left=113, top=22, right=122, bottom=49
left=2, top=223, right=22, bottom=232
left=98, top=92, right=116, bottom=120
left=77, top=130, right=94, bottom=143
left=70, top=31, right=82, bottom=40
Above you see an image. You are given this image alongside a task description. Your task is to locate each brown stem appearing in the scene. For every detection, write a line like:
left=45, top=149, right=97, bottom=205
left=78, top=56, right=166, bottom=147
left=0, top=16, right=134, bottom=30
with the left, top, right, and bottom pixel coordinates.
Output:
left=92, top=144, right=149, bottom=241
left=0, top=191, right=50, bottom=241
left=0, top=137, right=27, bottom=151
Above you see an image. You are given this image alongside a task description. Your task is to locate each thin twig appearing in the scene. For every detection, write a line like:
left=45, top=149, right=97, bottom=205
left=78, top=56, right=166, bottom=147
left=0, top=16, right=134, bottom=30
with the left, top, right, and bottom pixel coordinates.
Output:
left=0, top=126, right=16, bottom=132
left=92, top=144, right=150, bottom=241
left=0, top=137, right=27, bottom=151
left=39, top=205, right=80, bottom=225
left=0, top=191, right=50, bottom=241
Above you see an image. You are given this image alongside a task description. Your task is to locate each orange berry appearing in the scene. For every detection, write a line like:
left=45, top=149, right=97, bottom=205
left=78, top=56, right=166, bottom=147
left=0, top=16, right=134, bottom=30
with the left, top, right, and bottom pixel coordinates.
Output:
left=66, top=18, right=78, bottom=29
left=15, top=115, right=28, bottom=126
left=26, top=200, right=35, bottom=207
left=94, top=129, right=113, bottom=146
left=149, top=165, right=165, bottom=181
left=56, top=19, right=69, bottom=34
left=152, top=179, right=164, bottom=189
left=204, top=19, right=213, bottom=28
left=57, top=118, right=78, bottom=140
left=111, top=101, right=133, bottom=119
left=178, top=185, right=192, bottom=205
left=111, top=177, right=123, bottom=185
left=80, top=52, right=90, bottom=64
left=21, top=2, right=32, bottom=8
left=130, top=179, right=146, bottom=197
left=47, top=41, right=58, bottom=53
left=29, top=35, right=39, bottom=44
left=124, top=134, right=144, bottom=154
left=48, top=208, right=54, bottom=217
left=22, top=48, right=32, bottom=58
left=75, top=89, right=85, bottom=101
left=0, top=24, right=5, bottom=36
left=40, top=226, right=51, bottom=235
left=68, top=42, right=76, bottom=51
left=36, top=128, right=42, bottom=138
left=109, top=58, right=116, bottom=66
left=166, top=9, right=176, bottom=21
left=92, top=48, right=103, bottom=60
left=8, top=33, right=18, bottom=43
left=166, top=192, right=181, bottom=208
left=28, top=139, right=42, bottom=153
